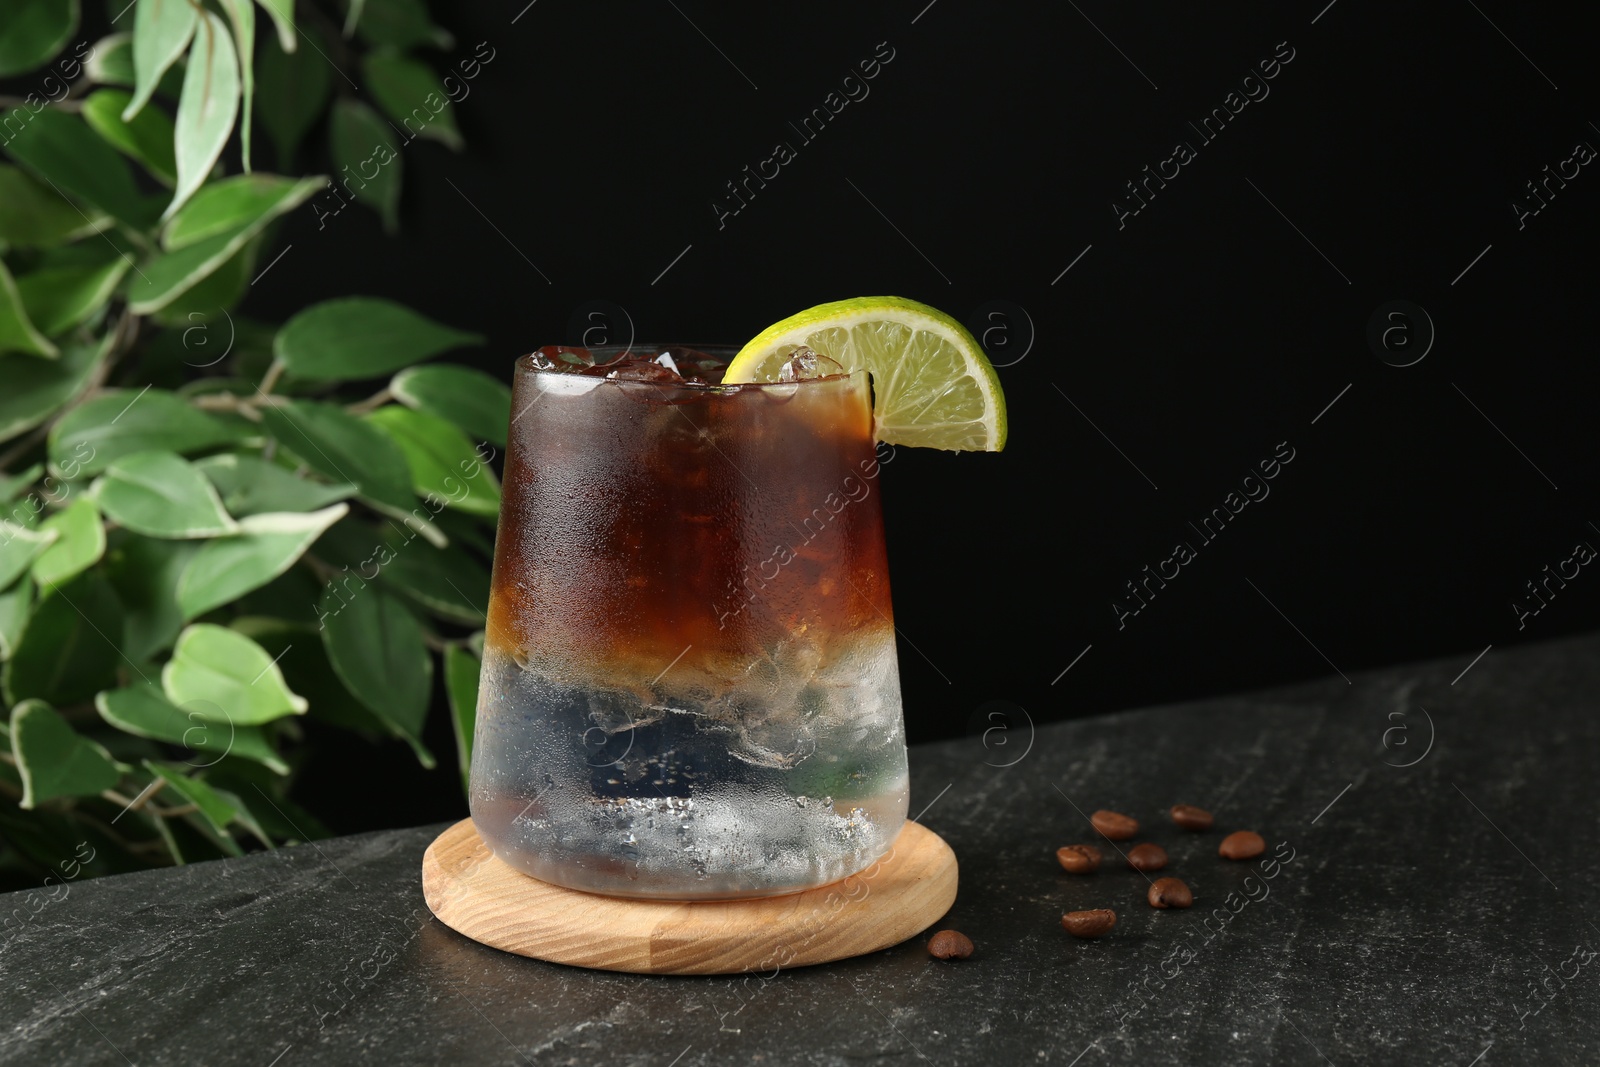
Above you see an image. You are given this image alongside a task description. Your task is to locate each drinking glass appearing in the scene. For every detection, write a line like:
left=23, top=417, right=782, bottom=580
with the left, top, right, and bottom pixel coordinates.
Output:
left=469, top=346, right=909, bottom=900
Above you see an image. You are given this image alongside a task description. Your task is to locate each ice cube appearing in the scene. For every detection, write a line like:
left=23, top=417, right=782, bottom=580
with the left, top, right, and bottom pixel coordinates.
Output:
left=539, top=372, right=605, bottom=395
left=776, top=346, right=846, bottom=383
left=528, top=345, right=599, bottom=371
left=529, top=345, right=730, bottom=384
left=604, top=358, right=685, bottom=384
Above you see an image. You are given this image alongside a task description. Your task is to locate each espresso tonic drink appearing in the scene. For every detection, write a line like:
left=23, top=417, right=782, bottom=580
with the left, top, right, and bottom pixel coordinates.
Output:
left=470, top=345, right=909, bottom=899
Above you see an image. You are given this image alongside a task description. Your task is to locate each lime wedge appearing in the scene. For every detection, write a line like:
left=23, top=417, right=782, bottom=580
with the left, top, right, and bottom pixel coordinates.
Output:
left=725, top=296, right=1007, bottom=451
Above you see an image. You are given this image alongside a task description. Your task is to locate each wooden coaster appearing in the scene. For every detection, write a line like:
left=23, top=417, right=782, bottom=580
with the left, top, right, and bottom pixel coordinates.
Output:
left=422, top=818, right=958, bottom=975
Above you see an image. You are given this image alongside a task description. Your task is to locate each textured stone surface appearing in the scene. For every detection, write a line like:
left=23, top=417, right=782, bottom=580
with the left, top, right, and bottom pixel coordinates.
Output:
left=3, top=632, right=1597, bottom=1065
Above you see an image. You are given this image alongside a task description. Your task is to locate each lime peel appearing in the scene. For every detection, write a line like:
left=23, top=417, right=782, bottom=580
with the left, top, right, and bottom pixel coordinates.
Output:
left=726, top=296, right=1007, bottom=452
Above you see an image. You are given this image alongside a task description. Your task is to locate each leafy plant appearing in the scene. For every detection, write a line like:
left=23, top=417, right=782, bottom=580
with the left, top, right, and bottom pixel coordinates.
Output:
left=0, top=0, right=500, bottom=889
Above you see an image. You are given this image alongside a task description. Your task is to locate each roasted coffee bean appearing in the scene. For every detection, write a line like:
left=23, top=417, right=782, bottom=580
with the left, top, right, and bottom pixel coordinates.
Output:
left=1126, top=842, right=1168, bottom=871
left=927, top=929, right=975, bottom=959
left=1061, top=909, right=1117, bottom=938
left=1090, top=809, right=1139, bottom=840
left=1219, top=830, right=1266, bottom=860
left=1170, top=804, right=1214, bottom=831
left=1056, top=844, right=1104, bottom=874
left=1148, top=877, right=1193, bottom=909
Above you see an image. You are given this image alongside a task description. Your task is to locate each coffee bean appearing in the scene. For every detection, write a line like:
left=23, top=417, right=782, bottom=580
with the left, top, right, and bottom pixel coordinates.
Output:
left=926, top=929, right=975, bottom=959
left=1090, top=809, right=1139, bottom=840
left=1061, top=909, right=1117, bottom=938
left=1219, top=830, right=1266, bottom=860
left=1170, top=804, right=1214, bottom=831
left=1126, top=842, right=1168, bottom=871
left=1055, top=844, right=1103, bottom=874
left=1148, top=877, right=1193, bottom=909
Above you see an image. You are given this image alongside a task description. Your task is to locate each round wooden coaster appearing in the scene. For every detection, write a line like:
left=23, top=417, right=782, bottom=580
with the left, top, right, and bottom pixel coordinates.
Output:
left=422, top=818, right=958, bottom=975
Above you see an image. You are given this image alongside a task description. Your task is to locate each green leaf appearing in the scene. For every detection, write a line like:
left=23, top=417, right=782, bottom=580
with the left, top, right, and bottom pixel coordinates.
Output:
left=363, top=52, right=462, bottom=151
left=49, top=388, right=251, bottom=476
left=92, top=451, right=239, bottom=539
left=1, top=108, right=159, bottom=228
left=444, top=643, right=478, bottom=792
left=31, top=496, right=105, bottom=589
left=145, top=799, right=184, bottom=861
left=143, top=760, right=236, bottom=833
left=257, top=399, right=425, bottom=524
left=0, top=575, right=34, bottom=661
left=2, top=571, right=123, bottom=706
left=215, top=0, right=255, bottom=171
left=275, top=297, right=480, bottom=382
left=176, top=504, right=347, bottom=619
left=194, top=453, right=355, bottom=516
left=102, top=534, right=196, bottom=660
left=21, top=231, right=119, bottom=269
left=148, top=232, right=261, bottom=327
left=379, top=536, right=489, bottom=624
left=163, top=173, right=322, bottom=252
left=391, top=364, right=510, bottom=449
left=132, top=183, right=320, bottom=315
left=10, top=700, right=120, bottom=809
left=351, top=0, right=452, bottom=50
left=165, top=12, right=240, bottom=220
left=162, top=623, right=307, bottom=725
left=198, top=799, right=265, bottom=852
left=15, top=258, right=131, bottom=337
left=87, top=32, right=185, bottom=96
left=0, top=334, right=110, bottom=444
left=366, top=406, right=500, bottom=519
left=341, top=0, right=367, bottom=36
left=0, top=521, right=57, bottom=590
left=256, top=16, right=327, bottom=170
left=318, top=581, right=433, bottom=765
left=0, top=0, right=79, bottom=78
left=231, top=567, right=318, bottom=626
left=254, top=0, right=295, bottom=52
left=238, top=614, right=376, bottom=729
left=97, top=681, right=288, bottom=774
left=0, top=164, right=107, bottom=248
left=0, top=464, right=43, bottom=503
left=328, top=100, right=401, bottom=233
left=125, top=0, right=198, bottom=120
left=79, top=87, right=177, bottom=185
left=236, top=615, right=386, bottom=737
left=210, top=766, right=327, bottom=841
left=172, top=316, right=276, bottom=379
left=83, top=31, right=134, bottom=85
left=0, top=259, right=57, bottom=358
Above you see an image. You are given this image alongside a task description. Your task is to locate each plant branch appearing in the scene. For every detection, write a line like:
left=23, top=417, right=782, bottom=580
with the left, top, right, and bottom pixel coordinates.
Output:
left=101, top=779, right=167, bottom=815
left=191, top=391, right=289, bottom=422
left=346, top=387, right=393, bottom=415
left=258, top=359, right=287, bottom=396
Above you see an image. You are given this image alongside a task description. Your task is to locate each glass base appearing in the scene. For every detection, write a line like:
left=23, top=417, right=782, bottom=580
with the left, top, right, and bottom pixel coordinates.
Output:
left=469, top=642, right=910, bottom=899
left=471, top=773, right=909, bottom=900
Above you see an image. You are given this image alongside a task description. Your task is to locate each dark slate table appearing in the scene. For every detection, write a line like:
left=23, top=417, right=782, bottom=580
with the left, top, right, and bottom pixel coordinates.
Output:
left=4, top=632, right=1597, bottom=1066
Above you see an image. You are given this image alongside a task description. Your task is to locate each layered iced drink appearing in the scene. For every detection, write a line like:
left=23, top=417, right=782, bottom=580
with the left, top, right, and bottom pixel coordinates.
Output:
left=470, top=345, right=909, bottom=899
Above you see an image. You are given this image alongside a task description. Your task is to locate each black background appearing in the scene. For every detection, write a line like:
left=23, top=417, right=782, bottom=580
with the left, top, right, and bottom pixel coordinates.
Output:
left=228, top=2, right=1598, bottom=832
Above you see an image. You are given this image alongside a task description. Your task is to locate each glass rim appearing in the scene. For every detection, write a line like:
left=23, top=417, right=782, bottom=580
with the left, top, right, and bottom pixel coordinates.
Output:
left=514, top=345, right=866, bottom=390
